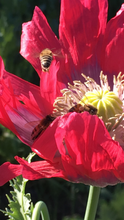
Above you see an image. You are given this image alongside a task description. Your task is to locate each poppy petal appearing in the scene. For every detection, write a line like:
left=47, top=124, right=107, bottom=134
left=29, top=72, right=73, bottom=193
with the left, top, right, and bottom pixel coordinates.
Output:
left=31, top=112, right=124, bottom=187
left=0, top=57, right=48, bottom=146
left=15, top=156, right=65, bottom=180
left=55, top=112, right=124, bottom=186
left=20, top=6, right=61, bottom=77
left=59, top=0, right=108, bottom=73
left=0, top=162, right=22, bottom=186
left=101, top=4, right=124, bottom=75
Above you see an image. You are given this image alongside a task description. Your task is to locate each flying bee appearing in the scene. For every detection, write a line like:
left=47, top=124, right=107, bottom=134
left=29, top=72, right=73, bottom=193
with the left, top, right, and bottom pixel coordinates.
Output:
left=39, top=48, right=53, bottom=72
left=39, top=48, right=67, bottom=72
left=31, top=103, right=97, bottom=141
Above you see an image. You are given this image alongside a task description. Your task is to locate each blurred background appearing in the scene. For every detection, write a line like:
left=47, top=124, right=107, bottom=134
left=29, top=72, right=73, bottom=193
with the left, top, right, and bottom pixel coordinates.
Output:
left=0, top=0, right=124, bottom=219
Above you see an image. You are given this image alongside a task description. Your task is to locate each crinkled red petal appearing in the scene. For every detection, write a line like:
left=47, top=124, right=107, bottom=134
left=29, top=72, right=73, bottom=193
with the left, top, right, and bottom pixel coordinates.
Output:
left=15, top=156, right=66, bottom=180
left=0, top=57, right=48, bottom=146
left=0, top=162, right=22, bottom=186
left=1, top=112, right=124, bottom=187
left=100, top=4, right=124, bottom=75
left=59, top=0, right=108, bottom=73
left=20, top=6, right=73, bottom=105
left=56, top=112, right=124, bottom=186
left=20, top=6, right=61, bottom=77
left=39, top=59, right=69, bottom=110
left=31, top=112, right=124, bottom=187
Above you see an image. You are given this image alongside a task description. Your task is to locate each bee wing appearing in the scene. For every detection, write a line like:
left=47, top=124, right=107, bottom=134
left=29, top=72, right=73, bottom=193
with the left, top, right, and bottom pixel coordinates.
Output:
left=34, top=48, right=71, bottom=59
left=52, top=48, right=67, bottom=58
left=55, top=49, right=72, bottom=59
left=24, top=120, right=41, bottom=129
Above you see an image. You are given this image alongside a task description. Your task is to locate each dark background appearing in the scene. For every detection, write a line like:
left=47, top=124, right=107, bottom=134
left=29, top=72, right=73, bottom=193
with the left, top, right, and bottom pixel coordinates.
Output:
left=0, top=0, right=124, bottom=219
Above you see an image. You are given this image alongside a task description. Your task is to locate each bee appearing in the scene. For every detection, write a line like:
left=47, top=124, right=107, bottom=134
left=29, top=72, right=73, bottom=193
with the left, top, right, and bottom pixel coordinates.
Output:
left=69, top=103, right=97, bottom=115
left=39, top=48, right=53, bottom=72
left=31, top=115, right=55, bottom=140
left=31, top=103, right=97, bottom=140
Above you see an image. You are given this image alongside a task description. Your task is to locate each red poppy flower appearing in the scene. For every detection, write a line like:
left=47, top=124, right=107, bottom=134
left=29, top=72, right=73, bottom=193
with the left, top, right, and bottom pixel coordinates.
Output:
left=1, top=0, right=124, bottom=187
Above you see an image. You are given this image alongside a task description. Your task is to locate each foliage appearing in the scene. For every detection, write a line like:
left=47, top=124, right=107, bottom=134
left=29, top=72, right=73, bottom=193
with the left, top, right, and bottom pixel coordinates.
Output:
left=97, top=186, right=124, bottom=220
left=62, top=216, right=83, bottom=220
left=0, top=125, right=30, bottom=164
left=0, top=175, right=33, bottom=220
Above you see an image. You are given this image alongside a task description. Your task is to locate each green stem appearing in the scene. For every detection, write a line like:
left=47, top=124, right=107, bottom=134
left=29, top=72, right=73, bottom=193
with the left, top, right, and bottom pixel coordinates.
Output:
left=21, top=178, right=28, bottom=220
left=32, top=201, right=50, bottom=220
left=84, top=186, right=100, bottom=220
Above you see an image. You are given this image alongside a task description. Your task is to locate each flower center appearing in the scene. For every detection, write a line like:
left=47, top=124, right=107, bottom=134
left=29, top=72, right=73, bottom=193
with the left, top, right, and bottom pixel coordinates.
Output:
left=53, top=71, right=124, bottom=147
left=80, top=89, right=123, bottom=123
